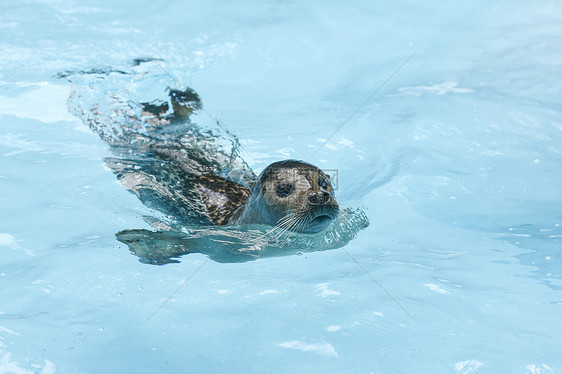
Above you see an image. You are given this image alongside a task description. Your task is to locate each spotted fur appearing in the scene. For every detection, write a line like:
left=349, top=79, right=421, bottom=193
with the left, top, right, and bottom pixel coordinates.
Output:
left=196, top=175, right=251, bottom=225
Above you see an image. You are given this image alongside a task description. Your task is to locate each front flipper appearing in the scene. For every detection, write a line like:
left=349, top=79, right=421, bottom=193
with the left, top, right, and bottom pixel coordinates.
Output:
left=196, top=174, right=250, bottom=225
left=115, top=228, right=261, bottom=264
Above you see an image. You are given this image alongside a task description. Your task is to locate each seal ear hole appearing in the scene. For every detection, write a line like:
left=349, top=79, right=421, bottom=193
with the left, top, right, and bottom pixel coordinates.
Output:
left=276, top=182, right=294, bottom=197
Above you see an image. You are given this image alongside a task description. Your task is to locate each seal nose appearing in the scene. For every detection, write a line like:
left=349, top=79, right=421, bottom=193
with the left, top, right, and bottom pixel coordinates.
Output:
left=308, top=191, right=331, bottom=205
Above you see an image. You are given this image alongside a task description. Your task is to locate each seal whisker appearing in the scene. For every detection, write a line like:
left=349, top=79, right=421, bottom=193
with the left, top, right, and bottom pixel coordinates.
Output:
left=274, top=209, right=311, bottom=242
left=253, top=213, right=300, bottom=243
left=249, top=225, right=287, bottom=245
left=284, top=211, right=311, bottom=241
left=275, top=212, right=301, bottom=227
left=275, top=211, right=302, bottom=229
left=272, top=222, right=296, bottom=241
left=276, top=215, right=305, bottom=245
left=273, top=214, right=303, bottom=241
left=298, top=211, right=313, bottom=232
left=246, top=210, right=300, bottom=244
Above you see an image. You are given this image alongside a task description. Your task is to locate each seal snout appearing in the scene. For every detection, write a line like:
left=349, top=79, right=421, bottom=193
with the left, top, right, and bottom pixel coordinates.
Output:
left=308, top=191, right=331, bottom=205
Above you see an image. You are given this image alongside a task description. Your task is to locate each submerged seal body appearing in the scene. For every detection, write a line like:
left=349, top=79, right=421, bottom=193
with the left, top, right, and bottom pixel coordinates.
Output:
left=199, top=160, right=339, bottom=233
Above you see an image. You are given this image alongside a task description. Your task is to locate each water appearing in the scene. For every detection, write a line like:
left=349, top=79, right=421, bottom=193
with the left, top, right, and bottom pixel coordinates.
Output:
left=1, top=0, right=561, bottom=373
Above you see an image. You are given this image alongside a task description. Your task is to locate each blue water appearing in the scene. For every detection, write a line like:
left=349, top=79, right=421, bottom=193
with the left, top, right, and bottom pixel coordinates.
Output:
left=1, top=1, right=561, bottom=373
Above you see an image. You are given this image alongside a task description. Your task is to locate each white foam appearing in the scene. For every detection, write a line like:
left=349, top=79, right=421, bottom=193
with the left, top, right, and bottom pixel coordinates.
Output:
left=278, top=340, right=338, bottom=357
left=0, top=234, right=15, bottom=247
left=526, top=363, right=553, bottom=373
left=276, top=147, right=295, bottom=157
left=0, top=233, right=34, bottom=256
left=337, top=138, right=355, bottom=148
left=0, top=326, right=18, bottom=336
left=0, top=133, right=44, bottom=157
left=424, top=283, right=447, bottom=294
left=0, top=325, right=56, bottom=374
left=392, top=81, right=473, bottom=97
left=454, top=360, right=484, bottom=373
left=259, top=290, right=279, bottom=296
left=0, top=83, right=75, bottom=123
left=315, top=283, right=341, bottom=297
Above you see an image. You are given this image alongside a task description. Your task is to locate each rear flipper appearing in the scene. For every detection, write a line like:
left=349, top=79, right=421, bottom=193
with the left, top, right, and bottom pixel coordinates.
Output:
left=140, top=87, right=202, bottom=125
left=168, top=87, right=202, bottom=117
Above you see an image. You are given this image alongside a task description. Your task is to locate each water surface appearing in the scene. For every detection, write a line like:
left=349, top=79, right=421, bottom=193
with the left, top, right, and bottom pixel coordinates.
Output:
left=1, top=1, right=561, bottom=373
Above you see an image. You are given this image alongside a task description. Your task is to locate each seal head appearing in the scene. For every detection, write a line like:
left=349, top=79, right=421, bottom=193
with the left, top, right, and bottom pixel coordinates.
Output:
left=230, top=160, right=339, bottom=233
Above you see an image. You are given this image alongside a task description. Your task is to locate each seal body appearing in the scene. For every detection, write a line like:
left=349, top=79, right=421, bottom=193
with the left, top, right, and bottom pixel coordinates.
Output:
left=196, top=174, right=251, bottom=225
left=225, top=160, right=339, bottom=233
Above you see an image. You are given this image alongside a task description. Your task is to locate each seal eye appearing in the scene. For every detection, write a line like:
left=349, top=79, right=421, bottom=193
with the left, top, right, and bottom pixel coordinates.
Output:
left=276, top=182, right=294, bottom=197
left=318, top=176, right=328, bottom=190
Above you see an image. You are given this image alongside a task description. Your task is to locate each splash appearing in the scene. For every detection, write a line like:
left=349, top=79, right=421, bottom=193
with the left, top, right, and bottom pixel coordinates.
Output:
left=116, top=207, right=369, bottom=264
left=62, top=59, right=256, bottom=225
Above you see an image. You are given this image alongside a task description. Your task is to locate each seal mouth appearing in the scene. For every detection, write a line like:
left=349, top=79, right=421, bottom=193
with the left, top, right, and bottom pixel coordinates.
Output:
left=310, top=214, right=332, bottom=225
left=301, top=213, right=336, bottom=234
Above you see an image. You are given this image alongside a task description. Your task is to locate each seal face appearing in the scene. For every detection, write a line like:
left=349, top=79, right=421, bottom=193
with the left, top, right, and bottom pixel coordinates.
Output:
left=229, top=160, right=339, bottom=233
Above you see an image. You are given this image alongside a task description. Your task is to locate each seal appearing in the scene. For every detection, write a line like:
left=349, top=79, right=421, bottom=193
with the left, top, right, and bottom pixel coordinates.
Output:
left=197, top=160, right=339, bottom=233
left=73, top=74, right=338, bottom=233
left=66, top=62, right=366, bottom=265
